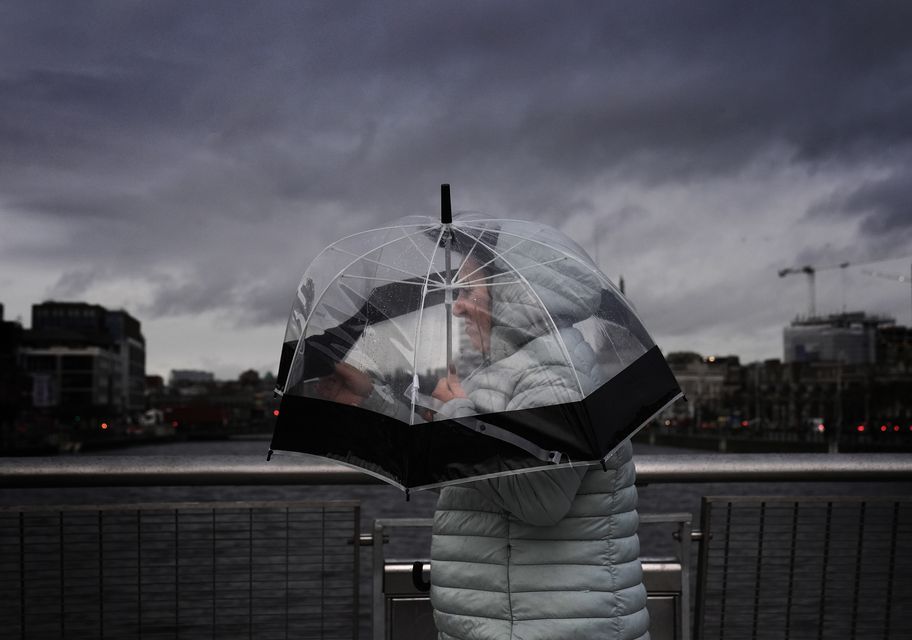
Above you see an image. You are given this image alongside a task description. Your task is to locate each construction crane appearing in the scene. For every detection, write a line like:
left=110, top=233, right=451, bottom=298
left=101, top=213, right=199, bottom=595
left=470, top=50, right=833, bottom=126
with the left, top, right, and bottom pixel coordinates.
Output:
left=859, top=263, right=912, bottom=326
left=777, top=262, right=849, bottom=318
left=779, top=255, right=912, bottom=321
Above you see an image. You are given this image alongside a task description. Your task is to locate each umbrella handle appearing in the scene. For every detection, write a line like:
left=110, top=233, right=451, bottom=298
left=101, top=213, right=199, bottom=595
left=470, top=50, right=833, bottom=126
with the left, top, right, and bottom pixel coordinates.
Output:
left=412, top=561, right=431, bottom=592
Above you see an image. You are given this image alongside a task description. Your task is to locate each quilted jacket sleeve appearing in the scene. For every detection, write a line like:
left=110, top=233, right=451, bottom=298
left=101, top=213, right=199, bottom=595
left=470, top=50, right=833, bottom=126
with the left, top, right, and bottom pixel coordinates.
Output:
left=470, top=465, right=588, bottom=526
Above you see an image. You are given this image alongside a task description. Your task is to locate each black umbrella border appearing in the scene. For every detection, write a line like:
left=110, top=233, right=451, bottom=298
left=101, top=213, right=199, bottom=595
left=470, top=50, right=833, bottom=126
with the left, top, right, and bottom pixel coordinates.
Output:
left=270, top=344, right=682, bottom=490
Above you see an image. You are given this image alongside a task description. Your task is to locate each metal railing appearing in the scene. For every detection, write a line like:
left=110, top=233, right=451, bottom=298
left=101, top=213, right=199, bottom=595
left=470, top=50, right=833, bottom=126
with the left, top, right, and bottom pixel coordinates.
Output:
left=3, top=453, right=911, bottom=487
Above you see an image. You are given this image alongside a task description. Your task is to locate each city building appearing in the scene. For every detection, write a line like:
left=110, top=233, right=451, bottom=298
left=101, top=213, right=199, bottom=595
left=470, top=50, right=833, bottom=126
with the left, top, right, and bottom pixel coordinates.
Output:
left=21, top=301, right=146, bottom=416
left=663, top=346, right=912, bottom=441
left=783, top=311, right=893, bottom=364
left=104, top=310, right=146, bottom=410
left=665, top=352, right=741, bottom=427
left=877, top=325, right=912, bottom=370
left=0, top=305, right=28, bottom=440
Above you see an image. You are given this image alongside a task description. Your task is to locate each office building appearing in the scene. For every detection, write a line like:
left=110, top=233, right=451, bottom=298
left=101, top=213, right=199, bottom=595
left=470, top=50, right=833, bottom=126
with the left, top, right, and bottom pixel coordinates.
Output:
left=783, top=312, right=892, bottom=365
left=22, top=301, right=146, bottom=414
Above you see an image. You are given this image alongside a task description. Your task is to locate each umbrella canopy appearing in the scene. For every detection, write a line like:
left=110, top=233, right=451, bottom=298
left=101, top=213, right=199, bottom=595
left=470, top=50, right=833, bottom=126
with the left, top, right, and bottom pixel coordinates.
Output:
left=270, top=186, right=682, bottom=491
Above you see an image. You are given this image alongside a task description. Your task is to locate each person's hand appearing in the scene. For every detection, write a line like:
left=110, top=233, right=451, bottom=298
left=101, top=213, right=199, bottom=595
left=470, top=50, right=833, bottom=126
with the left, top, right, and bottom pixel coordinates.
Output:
left=431, top=367, right=468, bottom=404
left=316, top=362, right=373, bottom=407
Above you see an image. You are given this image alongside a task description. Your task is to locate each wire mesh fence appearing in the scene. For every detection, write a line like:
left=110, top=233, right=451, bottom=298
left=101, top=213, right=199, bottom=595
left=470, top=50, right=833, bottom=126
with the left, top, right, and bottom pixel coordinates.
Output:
left=0, top=500, right=360, bottom=640
left=696, top=496, right=912, bottom=640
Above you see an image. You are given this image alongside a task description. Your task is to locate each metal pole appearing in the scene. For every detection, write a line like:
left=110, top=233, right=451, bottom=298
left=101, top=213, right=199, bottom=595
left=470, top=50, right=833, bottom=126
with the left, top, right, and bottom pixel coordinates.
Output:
left=805, top=267, right=816, bottom=318
left=372, top=520, right=384, bottom=640
left=444, top=235, right=453, bottom=372
left=441, top=184, right=453, bottom=372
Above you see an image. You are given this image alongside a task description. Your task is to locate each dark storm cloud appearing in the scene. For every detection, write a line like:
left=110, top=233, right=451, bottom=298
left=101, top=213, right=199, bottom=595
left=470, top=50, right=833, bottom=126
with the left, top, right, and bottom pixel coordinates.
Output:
left=356, top=1, right=912, bottom=179
left=46, top=268, right=104, bottom=299
left=2, top=0, right=912, bottom=331
left=807, top=170, right=912, bottom=251
left=845, top=176, right=912, bottom=238
left=5, top=2, right=912, bottom=179
left=138, top=269, right=289, bottom=328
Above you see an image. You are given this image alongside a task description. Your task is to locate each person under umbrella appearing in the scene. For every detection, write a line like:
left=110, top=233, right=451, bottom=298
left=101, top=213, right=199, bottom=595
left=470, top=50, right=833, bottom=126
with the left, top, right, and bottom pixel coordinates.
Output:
left=271, top=194, right=681, bottom=491
left=317, top=235, right=651, bottom=640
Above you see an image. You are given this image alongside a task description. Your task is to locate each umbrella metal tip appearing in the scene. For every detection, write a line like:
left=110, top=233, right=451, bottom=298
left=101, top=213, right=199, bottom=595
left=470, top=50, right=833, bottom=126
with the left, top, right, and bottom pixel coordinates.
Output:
left=441, top=184, right=452, bottom=224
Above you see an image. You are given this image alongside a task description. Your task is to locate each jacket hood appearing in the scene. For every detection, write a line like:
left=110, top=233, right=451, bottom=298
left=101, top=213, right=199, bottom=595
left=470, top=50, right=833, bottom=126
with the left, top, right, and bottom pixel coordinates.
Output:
left=485, top=241, right=602, bottom=362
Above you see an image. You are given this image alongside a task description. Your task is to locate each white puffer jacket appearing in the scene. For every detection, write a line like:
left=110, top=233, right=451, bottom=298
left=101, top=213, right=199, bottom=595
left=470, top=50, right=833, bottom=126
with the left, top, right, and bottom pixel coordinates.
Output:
left=430, top=241, right=649, bottom=640
left=431, top=440, right=650, bottom=640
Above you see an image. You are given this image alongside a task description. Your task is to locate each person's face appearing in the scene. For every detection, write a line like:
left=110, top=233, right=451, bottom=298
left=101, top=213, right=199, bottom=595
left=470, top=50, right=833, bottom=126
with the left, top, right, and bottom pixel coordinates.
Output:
left=452, top=258, right=492, bottom=354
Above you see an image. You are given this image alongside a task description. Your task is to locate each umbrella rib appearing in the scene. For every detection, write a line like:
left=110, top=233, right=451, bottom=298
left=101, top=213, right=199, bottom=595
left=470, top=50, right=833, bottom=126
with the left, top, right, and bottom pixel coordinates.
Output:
left=408, top=226, right=447, bottom=426
left=329, top=245, right=437, bottom=282
left=447, top=238, right=481, bottom=288
left=459, top=223, right=605, bottom=281
left=461, top=223, right=645, bottom=366
left=325, top=222, right=436, bottom=248
left=335, top=279, right=417, bottom=371
left=454, top=231, right=573, bottom=286
left=597, top=323, right=628, bottom=369
left=404, top=230, right=434, bottom=265
left=456, top=237, right=532, bottom=283
left=448, top=224, right=505, bottom=283
left=426, top=280, right=526, bottom=292
left=452, top=257, right=568, bottom=286
left=336, top=279, right=372, bottom=313
left=330, top=247, right=428, bottom=280
left=282, top=226, right=433, bottom=393
left=340, top=274, right=427, bottom=286
left=470, top=234, right=587, bottom=399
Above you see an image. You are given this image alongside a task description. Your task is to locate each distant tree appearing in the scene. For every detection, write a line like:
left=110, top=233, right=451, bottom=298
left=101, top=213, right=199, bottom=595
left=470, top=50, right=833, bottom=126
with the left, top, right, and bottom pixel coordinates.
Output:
left=239, top=369, right=261, bottom=387
left=666, top=351, right=703, bottom=366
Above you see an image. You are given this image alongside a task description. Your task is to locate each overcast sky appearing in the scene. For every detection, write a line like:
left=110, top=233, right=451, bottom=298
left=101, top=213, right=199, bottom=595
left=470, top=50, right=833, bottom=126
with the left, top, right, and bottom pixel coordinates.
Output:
left=2, top=1, right=911, bottom=379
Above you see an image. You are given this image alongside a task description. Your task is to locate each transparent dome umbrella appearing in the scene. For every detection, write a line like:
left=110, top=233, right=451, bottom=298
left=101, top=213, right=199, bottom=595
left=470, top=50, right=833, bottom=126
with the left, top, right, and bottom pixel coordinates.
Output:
left=269, top=185, right=682, bottom=492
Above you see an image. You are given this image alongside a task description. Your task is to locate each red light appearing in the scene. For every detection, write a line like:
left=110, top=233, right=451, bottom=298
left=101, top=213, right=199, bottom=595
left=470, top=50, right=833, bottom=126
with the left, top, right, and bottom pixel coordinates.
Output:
left=816, top=424, right=825, bottom=433
left=172, top=421, right=179, bottom=428
left=857, top=425, right=865, bottom=432
left=894, top=426, right=900, bottom=432
left=881, top=425, right=888, bottom=432
left=101, top=422, right=108, bottom=430
left=741, top=420, right=749, bottom=427
left=273, top=409, right=280, bottom=417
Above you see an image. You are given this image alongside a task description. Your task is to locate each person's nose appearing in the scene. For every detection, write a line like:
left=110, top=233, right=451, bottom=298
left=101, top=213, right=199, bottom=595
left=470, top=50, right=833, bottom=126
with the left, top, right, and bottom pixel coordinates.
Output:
left=452, top=295, right=467, bottom=317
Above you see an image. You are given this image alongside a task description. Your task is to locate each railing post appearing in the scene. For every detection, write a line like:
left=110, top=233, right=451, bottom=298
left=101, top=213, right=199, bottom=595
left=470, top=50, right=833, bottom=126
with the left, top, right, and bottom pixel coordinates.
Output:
left=372, top=520, right=385, bottom=640
left=678, top=518, right=693, bottom=640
